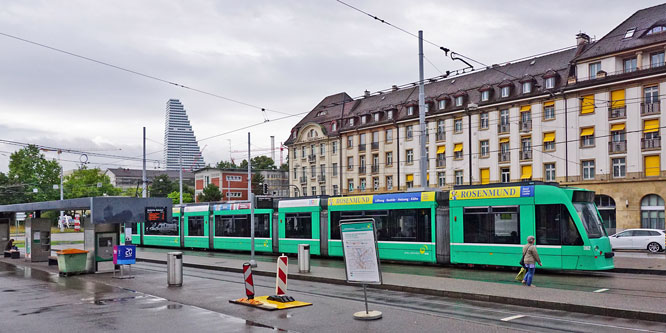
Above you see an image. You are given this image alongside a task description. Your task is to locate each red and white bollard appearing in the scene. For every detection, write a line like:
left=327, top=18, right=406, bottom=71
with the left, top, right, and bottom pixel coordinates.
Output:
left=243, top=262, right=255, bottom=299
left=275, top=254, right=288, bottom=296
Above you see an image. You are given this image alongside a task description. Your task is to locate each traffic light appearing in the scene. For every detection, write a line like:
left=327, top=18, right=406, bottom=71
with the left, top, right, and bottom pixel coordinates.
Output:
left=263, top=183, right=269, bottom=194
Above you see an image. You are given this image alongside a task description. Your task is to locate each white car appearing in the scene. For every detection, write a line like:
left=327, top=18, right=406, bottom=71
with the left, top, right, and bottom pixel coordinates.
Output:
left=609, top=229, right=666, bottom=253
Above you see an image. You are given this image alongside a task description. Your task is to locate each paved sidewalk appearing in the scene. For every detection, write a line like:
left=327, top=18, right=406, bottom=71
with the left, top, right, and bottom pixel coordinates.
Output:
left=135, top=248, right=666, bottom=323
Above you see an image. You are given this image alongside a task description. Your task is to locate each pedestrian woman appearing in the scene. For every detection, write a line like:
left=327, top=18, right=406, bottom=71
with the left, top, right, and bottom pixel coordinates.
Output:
left=522, top=236, right=542, bottom=287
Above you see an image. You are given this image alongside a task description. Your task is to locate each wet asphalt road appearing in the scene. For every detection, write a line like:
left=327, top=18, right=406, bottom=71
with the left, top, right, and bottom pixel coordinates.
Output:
left=3, top=260, right=663, bottom=333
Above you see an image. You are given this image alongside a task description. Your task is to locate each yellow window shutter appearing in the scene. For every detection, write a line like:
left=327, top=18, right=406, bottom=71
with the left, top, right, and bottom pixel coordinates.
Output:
left=454, top=143, right=463, bottom=152
left=436, top=146, right=446, bottom=154
left=611, top=90, right=625, bottom=108
left=427, top=173, right=430, bottom=182
left=581, top=95, right=595, bottom=114
left=406, top=174, right=414, bottom=182
left=645, top=155, right=660, bottom=177
left=543, top=101, right=555, bottom=107
left=480, top=169, right=490, bottom=184
left=543, top=132, right=555, bottom=143
left=580, top=127, right=594, bottom=137
left=610, top=123, right=625, bottom=132
left=644, top=119, right=660, bottom=133
left=520, top=105, right=531, bottom=112
left=499, top=137, right=510, bottom=143
left=521, top=165, right=532, bottom=179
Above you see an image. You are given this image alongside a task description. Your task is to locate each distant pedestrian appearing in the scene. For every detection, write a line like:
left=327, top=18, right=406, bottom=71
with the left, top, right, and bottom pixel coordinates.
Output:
left=5, top=239, right=18, bottom=251
left=522, top=236, right=542, bottom=287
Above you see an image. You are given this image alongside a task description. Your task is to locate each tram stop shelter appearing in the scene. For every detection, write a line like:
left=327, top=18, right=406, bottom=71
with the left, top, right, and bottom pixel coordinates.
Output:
left=0, top=197, right=171, bottom=273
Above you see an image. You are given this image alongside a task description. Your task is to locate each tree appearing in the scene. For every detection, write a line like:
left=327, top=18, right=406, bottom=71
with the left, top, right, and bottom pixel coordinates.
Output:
left=63, top=167, right=121, bottom=198
left=168, top=191, right=194, bottom=204
left=122, top=187, right=141, bottom=197
left=239, top=156, right=276, bottom=170
left=196, top=183, right=222, bottom=202
left=216, top=160, right=239, bottom=169
left=8, top=145, right=61, bottom=203
left=251, top=173, right=265, bottom=194
left=149, top=174, right=174, bottom=197
left=279, top=163, right=289, bottom=172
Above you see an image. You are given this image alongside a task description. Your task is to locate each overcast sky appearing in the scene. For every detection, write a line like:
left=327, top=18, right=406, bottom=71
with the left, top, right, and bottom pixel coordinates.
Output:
left=0, top=0, right=661, bottom=173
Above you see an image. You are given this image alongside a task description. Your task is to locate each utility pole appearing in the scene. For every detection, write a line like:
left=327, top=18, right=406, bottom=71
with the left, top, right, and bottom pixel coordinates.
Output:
left=179, top=146, right=183, bottom=205
left=142, top=127, right=147, bottom=198
left=248, top=132, right=256, bottom=267
left=271, top=136, right=275, bottom=163
left=418, top=30, right=427, bottom=188
left=58, top=150, right=64, bottom=231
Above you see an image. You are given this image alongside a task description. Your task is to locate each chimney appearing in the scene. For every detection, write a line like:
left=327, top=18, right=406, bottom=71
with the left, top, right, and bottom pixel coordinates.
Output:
left=392, top=85, right=398, bottom=91
left=576, top=33, right=590, bottom=46
left=364, top=90, right=371, bottom=97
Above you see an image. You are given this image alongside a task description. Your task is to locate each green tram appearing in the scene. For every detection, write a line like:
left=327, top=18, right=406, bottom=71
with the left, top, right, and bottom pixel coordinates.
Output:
left=132, top=182, right=614, bottom=271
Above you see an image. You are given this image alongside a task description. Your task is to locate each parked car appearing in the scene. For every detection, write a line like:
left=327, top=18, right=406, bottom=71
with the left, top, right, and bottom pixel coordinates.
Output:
left=609, top=229, right=665, bottom=253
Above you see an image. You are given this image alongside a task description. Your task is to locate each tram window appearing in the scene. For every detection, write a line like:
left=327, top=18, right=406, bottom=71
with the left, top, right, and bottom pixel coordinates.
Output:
left=330, top=209, right=430, bottom=242
left=463, top=206, right=519, bottom=244
left=126, top=223, right=139, bottom=234
left=285, top=213, right=312, bottom=239
left=145, top=216, right=179, bottom=236
left=187, top=216, right=205, bottom=236
left=573, top=202, right=605, bottom=238
left=535, top=204, right=583, bottom=245
left=215, top=214, right=270, bottom=238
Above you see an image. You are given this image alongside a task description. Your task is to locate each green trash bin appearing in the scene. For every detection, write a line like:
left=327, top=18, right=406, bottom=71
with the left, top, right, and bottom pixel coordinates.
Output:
left=56, top=249, right=89, bottom=276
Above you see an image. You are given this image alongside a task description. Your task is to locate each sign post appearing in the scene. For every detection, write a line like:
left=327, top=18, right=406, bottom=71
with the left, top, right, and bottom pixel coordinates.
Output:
left=113, top=244, right=136, bottom=279
left=340, top=219, right=383, bottom=320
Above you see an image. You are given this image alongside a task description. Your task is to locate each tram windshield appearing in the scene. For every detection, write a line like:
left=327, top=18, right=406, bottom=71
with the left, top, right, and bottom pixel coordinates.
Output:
left=573, top=202, right=606, bottom=238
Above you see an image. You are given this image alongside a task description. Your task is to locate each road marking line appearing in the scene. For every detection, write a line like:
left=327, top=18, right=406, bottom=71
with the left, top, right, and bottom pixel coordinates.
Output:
left=593, top=288, right=609, bottom=293
left=501, top=314, right=525, bottom=322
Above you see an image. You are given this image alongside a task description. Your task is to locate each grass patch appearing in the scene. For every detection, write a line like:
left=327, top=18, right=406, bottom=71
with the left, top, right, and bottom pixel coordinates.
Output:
left=10, top=240, right=84, bottom=249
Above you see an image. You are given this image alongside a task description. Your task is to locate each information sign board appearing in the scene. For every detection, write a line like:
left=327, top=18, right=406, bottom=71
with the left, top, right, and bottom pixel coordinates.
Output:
left=340, top=219, right=382, bottom=284
left=146, top=207, right=166, bottom=223
left=113, top=245, right=136, bottom=265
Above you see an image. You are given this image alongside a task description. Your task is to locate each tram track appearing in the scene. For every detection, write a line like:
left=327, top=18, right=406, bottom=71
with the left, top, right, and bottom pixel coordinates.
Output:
left=132, top=262, right=664, bottom=333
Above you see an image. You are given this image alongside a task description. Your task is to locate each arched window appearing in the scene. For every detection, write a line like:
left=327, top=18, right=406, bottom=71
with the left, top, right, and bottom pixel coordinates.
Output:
left=595, top=195, right=616, bottom=233
left=641, top=194, right=665, bottom=229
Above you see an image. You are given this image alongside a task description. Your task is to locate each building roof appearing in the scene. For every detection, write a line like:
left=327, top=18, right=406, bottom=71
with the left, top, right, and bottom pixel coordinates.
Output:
left=283, top=92, right=354, bottom=145
left=575, top=3, right=666, bottom=61
left=106, top=168, right=193, bottom=179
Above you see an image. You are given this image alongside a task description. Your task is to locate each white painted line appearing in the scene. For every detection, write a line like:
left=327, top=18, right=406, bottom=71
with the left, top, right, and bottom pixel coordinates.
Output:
left=593, top=288, right=609, bottom=293
left=500, top=314, right=525, bottom=322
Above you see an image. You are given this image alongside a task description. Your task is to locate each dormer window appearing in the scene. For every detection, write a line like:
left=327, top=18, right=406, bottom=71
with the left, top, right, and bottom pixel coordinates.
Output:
left=387, top=110, right=394, bottom=119
left=438, top=100, right=446, bottom=110
left=425, top=104, right=430, bottom=112
left=481, top=90, right=490, bottom=102
left=522, top=82, right=532, bottom=94
left=349, top=118, right=355, bottom=126
left=455, top=96, right=463, bottom=107
left=316, top=110, right=327, bottom=117
left=501, top=86, right=510, bottom=98
left=374, top=113, right=380, bottom=121
left=624, top=28, right=636, bottom=38
left=545, top=77, right=555, bottom=89
left=361, top=115, right=367, bottom=124
left=331, top=121, right=337, bottom=131
left=647, top=25, right=666, bottom=35
left=407, top=106, right=414, bottom=116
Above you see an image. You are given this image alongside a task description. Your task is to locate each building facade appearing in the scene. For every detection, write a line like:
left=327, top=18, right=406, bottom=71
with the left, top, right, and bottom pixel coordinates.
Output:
left=194, top=168, right=249, bottom=201
left=106, top=168, right=194, bottom=190
left=163, top=99, right=205, bottom=171
left=286, top=5, right=666, bottom=233
left=258, top=170, right=289, bottom=197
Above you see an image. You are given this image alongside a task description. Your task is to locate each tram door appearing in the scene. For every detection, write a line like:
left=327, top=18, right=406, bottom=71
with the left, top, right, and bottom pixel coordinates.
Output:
left=435, top=206, right=450, bottom=264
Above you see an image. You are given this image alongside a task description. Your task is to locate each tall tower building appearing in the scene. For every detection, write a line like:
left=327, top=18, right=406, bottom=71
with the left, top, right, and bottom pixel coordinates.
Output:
left=163, top=99, right=205, bottom=171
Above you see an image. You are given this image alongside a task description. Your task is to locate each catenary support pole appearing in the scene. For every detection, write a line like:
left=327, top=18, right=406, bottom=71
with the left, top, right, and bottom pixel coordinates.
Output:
left=418, top=30, right=427, bottom=188
left=179, top=146, right=183, bottom=205
left=248, top=132, right=256, bottom=267
left=142, top=127, right=147, bottom=198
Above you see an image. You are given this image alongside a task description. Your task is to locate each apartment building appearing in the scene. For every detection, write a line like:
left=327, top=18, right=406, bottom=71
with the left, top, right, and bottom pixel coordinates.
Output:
left=285, top=4, right=666, bottom=232
left=194, top=168, right=248, bottom=201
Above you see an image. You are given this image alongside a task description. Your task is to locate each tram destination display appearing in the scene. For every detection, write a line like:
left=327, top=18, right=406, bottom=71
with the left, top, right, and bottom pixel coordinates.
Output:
left=146, top=207, right=167, bottom=223
left=340, top=219, right=382, bottom=284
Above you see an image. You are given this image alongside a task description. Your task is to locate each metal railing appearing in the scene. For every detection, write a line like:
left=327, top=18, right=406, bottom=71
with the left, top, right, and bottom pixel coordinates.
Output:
left=498, top=123, right=510, bottom=134
left=371, top=165, right=379, bottom=173
left=641, top=102, right=660, bottom=115
left=608, top=140, right=627, bottom=153
left=436, top=159, right=446, bottom=167
left=519, top=120, right=532, bottom=132
left=318, top=175, right=326, bottom=182
left=520, top=150, right=533, bottom=160
left=308, top=154, right=316, bottom=163
left=299, top=176, right=307, bottom=184
left=371, top=142, right=379, bottom=150
left=498, top=152, right=511, bottom=162
left=608, top=107, right=626, bottom=119
left=358, top=166, right=366, bottom=174
left=359, top=144, right=366, bottom=152
left=642, top=137, right=661, bottom=150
